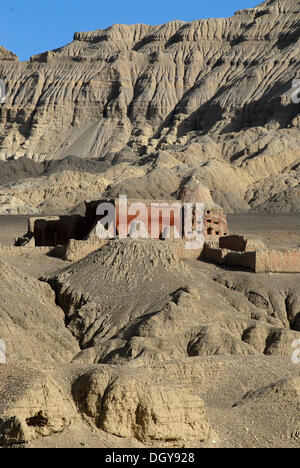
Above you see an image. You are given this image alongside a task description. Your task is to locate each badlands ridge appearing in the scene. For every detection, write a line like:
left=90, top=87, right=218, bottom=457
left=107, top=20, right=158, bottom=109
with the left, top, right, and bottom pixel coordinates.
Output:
left=0, top=0, right=299, bottom=449
left=0, top=0, right=299, bottom=214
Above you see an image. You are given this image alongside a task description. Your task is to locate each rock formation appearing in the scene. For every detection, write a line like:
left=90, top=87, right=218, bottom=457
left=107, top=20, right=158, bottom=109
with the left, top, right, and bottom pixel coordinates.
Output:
left=43, top=239, right=300, bottom=365
left=0, top=228, right=299, bottom=447
left=0, top=46, right=17, bottom=62
left=0, top=0, right=300, bottom=449
left=0, top=258, right=79, bottom=363
left=0, top=0, right=299, bottom=214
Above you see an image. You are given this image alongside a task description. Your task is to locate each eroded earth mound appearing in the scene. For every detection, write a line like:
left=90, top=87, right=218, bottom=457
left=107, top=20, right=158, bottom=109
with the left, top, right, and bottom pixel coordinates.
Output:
left=46, top=239, right=300, bottom=365
left=0, top=236, right=298, bottom=448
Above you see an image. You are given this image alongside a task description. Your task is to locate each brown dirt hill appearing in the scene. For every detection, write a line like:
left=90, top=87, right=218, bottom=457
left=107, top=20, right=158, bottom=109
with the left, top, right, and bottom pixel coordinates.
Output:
left=0, top=227, right=299, bottom=448
left=0, top=258, right=80, bottom=363
left=44, top=239, right=300, bottom=366
left=0, top=357, right=298, bottom=448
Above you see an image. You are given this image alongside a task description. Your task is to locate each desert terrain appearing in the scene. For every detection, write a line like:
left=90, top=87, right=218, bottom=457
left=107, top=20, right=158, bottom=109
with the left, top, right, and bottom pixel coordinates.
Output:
left=0, top=214, right=299, bottom=448
left=0, top=0, right=299, bottom=449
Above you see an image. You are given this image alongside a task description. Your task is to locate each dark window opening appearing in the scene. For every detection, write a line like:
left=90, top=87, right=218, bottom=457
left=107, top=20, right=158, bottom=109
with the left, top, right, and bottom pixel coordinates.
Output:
left=26, top=411, right=48, bottom=428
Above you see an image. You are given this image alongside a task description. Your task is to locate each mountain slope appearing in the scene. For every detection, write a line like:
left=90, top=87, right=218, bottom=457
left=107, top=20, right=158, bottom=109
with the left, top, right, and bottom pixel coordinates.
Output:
left=0, top=0, right=299, bottom=213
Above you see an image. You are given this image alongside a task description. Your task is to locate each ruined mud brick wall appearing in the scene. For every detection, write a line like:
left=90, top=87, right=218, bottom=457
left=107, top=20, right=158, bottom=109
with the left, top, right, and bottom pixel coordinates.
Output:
left=27, top=198, right=230, bottom=253
left=255, top=249, right=300, bottom=273
left=115, top=199, right=183, bottom=239
left=89, top=198, right=230, bottom=241
left=204, top=205, right=229, bottom=240
left=177, top=178, right=229, bottom=241
left=86, top=198, right=184, bottom=239
left=166, top=240, right=203, bottom=260
left=84, top=199, right=112, bottom=227
left=219, top=235, right=247, bottom=252
left=29, top=215, right=89, bottom=247
left=219, top=235, right=265, bottom=252
left=201, top=245, right=257, bottom=271
left=64, top=238, right=108, bottom=262
left=224, top=251, right=257, bottom=271
left=202, top=240, right=300, bottom=273
left=201, top=246, right=224, bottom=265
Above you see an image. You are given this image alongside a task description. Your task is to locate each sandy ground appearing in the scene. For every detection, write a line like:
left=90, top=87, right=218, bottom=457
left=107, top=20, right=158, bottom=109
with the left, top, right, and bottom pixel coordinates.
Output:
left=0, top=214, right=299, bottom=449
left=0, top=215, right=66, bottom=277
left=0, top=215, right=29, bottom=246
left=228, top=214, right=300, bottom=250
